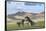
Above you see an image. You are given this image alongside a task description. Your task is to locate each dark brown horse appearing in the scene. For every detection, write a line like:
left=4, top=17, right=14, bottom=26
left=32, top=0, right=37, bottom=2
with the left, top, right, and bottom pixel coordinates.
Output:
left=25, top=16, right=34, bottom=26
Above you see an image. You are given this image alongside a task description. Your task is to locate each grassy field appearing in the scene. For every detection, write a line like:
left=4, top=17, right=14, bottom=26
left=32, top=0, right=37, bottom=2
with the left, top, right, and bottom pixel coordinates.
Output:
left=7, top=22, right=32, bottom=30
left=7, top=19, right=45, bottom=31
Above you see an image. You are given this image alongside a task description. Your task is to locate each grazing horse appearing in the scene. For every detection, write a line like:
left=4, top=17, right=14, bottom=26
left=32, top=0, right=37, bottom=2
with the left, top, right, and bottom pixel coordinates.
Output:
left=25, top=16, right=34, bottom=26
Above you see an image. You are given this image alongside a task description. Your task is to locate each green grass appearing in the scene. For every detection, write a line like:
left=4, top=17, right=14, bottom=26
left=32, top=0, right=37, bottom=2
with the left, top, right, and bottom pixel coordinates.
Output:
left=7, top=23, right=32, bottom=30
left=37, top=21, right=45, bottom=28
left=7, top=20, right=45, bottom=31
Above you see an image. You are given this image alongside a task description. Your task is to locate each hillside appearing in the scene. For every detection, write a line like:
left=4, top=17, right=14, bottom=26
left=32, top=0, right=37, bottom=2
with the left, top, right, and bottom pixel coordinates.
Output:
left=7, top=11, right=45, bottom=22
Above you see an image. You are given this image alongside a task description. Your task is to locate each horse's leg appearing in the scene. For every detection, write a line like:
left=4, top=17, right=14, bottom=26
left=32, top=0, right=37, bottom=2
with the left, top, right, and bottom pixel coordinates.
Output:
left=22, top=23, right=24, bottom=27
left=29, top=22, right=32, bottom=26
left=17, top=22, right=20, bottom=27
left=30, top=22, right=34, bottom=26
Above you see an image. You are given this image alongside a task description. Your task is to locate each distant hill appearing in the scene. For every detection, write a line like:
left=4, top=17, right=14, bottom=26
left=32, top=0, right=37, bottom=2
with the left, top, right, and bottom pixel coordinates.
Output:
left=8, top=11, right=27, bottom=16
left=40, top=11, right=45, bottom=14
left=7, top=11, right=45, bottom=20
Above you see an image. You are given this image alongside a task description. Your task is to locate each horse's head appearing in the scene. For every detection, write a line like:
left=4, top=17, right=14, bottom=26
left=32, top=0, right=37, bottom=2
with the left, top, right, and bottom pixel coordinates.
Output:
left=25, top=16, right=33, bottom=22
left=25, top=16, right=30, bottom=21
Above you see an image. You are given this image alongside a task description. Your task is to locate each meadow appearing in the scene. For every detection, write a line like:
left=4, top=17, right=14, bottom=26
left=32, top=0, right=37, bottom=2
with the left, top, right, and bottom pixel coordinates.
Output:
left=7, top=20, right=45, bottom=31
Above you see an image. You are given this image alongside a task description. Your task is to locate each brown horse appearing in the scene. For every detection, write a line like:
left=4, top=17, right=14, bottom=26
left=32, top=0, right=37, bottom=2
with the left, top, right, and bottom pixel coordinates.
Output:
left=25, top=16, right=35, bottom=26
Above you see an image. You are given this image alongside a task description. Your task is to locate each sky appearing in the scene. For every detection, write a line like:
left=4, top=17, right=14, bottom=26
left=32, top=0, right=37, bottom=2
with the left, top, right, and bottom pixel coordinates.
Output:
left=7, top=1, right=44, bottom=14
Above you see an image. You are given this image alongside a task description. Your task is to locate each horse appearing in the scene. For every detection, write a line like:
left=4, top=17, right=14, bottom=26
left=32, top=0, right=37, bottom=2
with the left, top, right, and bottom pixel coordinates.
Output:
left=17, top=16, right=35, bottom=27
left=25, top=16, right=35, bottom=26
left=17, top=19, right=25, bottom=27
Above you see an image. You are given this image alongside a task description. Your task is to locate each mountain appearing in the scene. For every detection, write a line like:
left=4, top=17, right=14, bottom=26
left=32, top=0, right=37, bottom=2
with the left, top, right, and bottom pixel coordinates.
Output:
left=36, top=11, right=45, bottom=17
left=7, top=11, right=45, bottom=20
left=8, top=11, right=44, bottom=17
left=15, top=11, right=26, bottom=16
left=8, top=11, right=26, bottom=16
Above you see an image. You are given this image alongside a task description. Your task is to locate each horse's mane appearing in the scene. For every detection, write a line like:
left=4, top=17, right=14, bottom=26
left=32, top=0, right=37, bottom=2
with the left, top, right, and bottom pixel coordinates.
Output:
left=25, top=16, right=33, bottom=22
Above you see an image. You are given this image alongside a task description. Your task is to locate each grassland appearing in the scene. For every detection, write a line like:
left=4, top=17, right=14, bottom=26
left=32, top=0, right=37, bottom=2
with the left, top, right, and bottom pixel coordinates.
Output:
left=7, top=20, right=45, bottom=31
